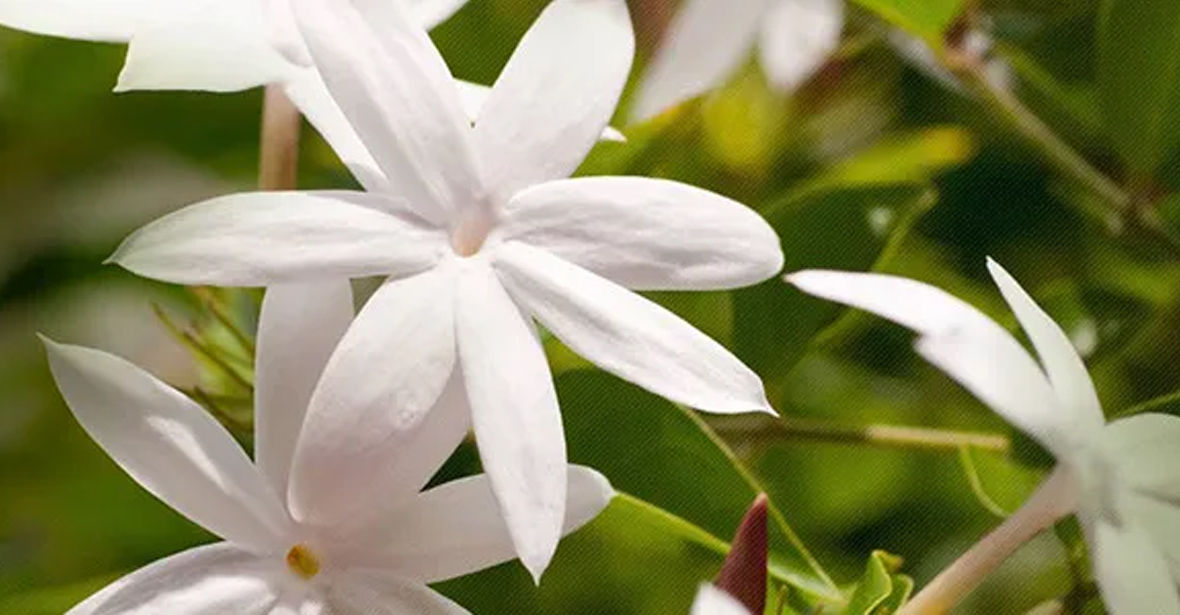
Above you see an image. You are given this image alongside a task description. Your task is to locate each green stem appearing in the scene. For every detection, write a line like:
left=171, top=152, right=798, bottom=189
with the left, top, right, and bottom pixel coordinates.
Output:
left=710, top=415, right=1010, bottom=453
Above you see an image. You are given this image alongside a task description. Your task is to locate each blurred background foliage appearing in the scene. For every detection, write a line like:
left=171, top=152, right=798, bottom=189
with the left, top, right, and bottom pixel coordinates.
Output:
left=1, top=0, right=1178, bottom=613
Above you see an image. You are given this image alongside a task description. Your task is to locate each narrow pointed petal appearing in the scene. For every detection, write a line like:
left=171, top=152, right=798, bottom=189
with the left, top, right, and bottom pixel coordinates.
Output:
left=43, top=339, right=291, bottom=552
left=292, top=0, right=480, bottom=225
left=357, top=467, right=612, bottom=583
left=0, top=0, right=147, bottom=42
left=328, top=572, right=468, bottom=615
left=1091, top=520, right=1180, bottom=615
left=1124, top=493, right=1180, bottom=579
left=716, top=494, right=769, bottom=614
left=116, top=4, right=292, bottom=93
left=284, top=69, right=388, bottom=193
left=987, top=259, right=1106, bottom=436
left=408, top=0, right=471, bottom=29
left=915, top=332, right=1068, bottom=457
left=455, top=261, right=566, bottom=582
left=110, top=191, right=445, bottom=287
left=289, top=268, right=458, bottom=527
left=496, top=242, right=772, bottom=414
left=473, top=0, right=634, bottom=202
left=757, top=0, right=843, bottom=92
left=456, top=80, right=626, bottom=143
left=69, top=543, right=279, bottom=615
left=1103, top=413, right=1180, bottom=498
left=254, top=281, right=354, bottom=499
left=691, top=584, right=751, bottom=615
left=501, top=177, right=782, bottom=290
left=632, top=0, right=767, bottom=121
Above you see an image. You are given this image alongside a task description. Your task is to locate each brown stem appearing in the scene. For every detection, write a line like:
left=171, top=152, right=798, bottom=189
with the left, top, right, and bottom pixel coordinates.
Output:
left=259, top=84, right=302, bottom=191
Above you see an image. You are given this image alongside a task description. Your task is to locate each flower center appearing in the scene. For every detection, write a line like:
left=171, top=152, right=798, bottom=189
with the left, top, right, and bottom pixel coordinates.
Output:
left=450, top=205, right=496, bottom=257
left=285, top=543, right=321, bottom=580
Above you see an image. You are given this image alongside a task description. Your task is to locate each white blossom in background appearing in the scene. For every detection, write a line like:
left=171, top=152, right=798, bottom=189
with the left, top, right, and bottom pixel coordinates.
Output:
left=887, top=27, right=1012, bottom=96
left=43, top=281, right=612, bottom=614
left=690, top=584, right=750, bottom=615
left=788, top=259, right=1180, bottom=615
left=108, top=0, right=783, bottom=580
left=632, top=0, right=844, bottom=121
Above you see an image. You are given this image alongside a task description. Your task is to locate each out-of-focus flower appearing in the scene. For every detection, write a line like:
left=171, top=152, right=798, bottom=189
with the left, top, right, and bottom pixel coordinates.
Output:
left=789, top=260, right=1180, bottom=614
left=43, top=281, right=613, bottom=614
left=109, top=0, right=782, bottom=580
left=632, top=0, right=844, bottom=121
left=691, top=584, right=751, bottom=615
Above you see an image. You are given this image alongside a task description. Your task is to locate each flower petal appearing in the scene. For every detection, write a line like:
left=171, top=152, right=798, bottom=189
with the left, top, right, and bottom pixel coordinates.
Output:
left=1123, top=493, right=1180, bottom=580
left=757, top=0, right=842, bottom=92
left=356, top=466, right=612, bottom=583
left=454, top=261, right=566, bottom=582
left=987, top=259, right=1106, bottom=437
left=456, top=80, right=626, bottom=143
left=0, top=0, right=147, bottom=42
left=110, top=191, right=445, bottom=287
left=116, top=3, right=293, bottom=93
left=473, top=0, right=633, bottom=203
left=70, top=543, right=279, bottom=615
left=495, top=242, right=772, bottom=414
left=1091, top=519, right=1180, bottom=615
left=42, top=339, right=291, bottom=552
left=1103, top=413, right=1180, bottom=499
left=631, top=0, right=767, bottom=121
left=254, top=281, right=354, bottom=500
left=691, top=584, right=751, bottom=615
left=501, top=177, right=782, bottom=290
left=327, top=572, right=468, bottom=615
left=292, top=0, right=479, bottom=225
left=407, top=0, right=471, bottom=29
left=288, top=267, right=458, bottom=528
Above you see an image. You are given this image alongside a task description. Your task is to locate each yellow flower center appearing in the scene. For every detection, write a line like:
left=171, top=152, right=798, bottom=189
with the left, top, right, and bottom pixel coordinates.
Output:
left=285, top=543, right=320, bottom=580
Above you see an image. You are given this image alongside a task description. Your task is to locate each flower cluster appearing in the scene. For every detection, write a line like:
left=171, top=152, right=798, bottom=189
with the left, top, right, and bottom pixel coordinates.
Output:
left=1, top=0, right=1177, bottom=613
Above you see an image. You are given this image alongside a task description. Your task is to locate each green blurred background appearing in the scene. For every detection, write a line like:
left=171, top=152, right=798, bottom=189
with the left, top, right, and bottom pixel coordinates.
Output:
left=2, top=0, right=1179, bottom=612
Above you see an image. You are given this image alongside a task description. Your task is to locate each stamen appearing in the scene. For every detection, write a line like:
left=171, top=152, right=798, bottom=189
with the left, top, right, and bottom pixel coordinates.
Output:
left=285, top=543, right=320, bottom=579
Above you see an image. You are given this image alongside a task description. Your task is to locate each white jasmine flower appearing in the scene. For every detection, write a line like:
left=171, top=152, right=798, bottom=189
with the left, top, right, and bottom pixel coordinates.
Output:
left=109, top=0, right=782, bottom=580
left=632, top=0, right=844, bottom=121
left=42, top=281, right=613, bottom=614
left=788, top=260, right=1180, bottom=614
left=691, top=584, right=751, bottom=615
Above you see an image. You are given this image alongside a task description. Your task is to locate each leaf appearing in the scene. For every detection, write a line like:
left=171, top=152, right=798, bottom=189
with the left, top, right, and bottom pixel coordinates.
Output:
left=1097, top=0, right=1180, bottom=174
left=850, top=0, right=965, bottom=43
left=555, top=371, right=841, bottom=602
left=837, top=551, right=910, bottom=615
left=733, top=183, right=935, bottom=395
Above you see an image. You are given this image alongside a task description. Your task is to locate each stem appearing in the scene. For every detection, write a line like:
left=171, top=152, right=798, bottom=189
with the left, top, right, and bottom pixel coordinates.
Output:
left=710, top=415, right=1010, bottom=453
left=259, top=85, right=302, bottom=191
left=901, top=468, right=1076, bottom=615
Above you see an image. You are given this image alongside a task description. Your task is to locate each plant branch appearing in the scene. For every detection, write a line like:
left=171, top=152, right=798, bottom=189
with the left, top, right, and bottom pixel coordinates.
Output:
left=259, top=85, right=302, bottom=191
left=901, top=468, right=1076, bottom=614
left=710, top=415, right=1010, bottom=453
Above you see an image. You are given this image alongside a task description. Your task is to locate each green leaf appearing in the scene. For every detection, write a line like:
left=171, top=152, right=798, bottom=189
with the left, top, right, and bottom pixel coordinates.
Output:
left=733, top=183, right=935, bottom=394
left=1097, top=0, right=1180, bottom=174
left=837, top=551, right=910, bottom=615
left=850, top=0, right=965, bottom=43
left=555, top=371, right=841, bottom=602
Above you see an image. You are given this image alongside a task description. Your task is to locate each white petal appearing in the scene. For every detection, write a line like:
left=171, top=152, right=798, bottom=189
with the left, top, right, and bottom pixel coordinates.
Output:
left=757, top=0, right=842, bottom=92
left=356, top=466, right=612, bottom=583
left=1123, top=492, right=1180, bottom=580
left=456, top=80, right=626, bottom=143
left=254, top=281, right=354, bottom=500
left=0, top=0, right=147, bottom=42
left=495, top=242, right=772, bottom=414
left=454, top=261, right=566, bottom=582
left=987, top=258, right=1106, bottom=437
left=43, top=339, right=291, bottom=552
left=500, top=177, right=782, bottom=290
left=691, top=584, right=751, bottom=615
left=284, top=69, right=388, bottom=193
left=288, top=268, right=459, bottom=528
left=632, top=0, right=767, bottom=121
left=116, top=2, right=293, bottom=93
left=1103, top=413, right=1180, bottom=499
left=473, top=0, right=633, bottom=203
left=1091, top=520, right=1180, bottom=615
left=327, top=572, right=468, bottom=615
left=70, top=543, right=279, bottom=615
left=111, top=191, right=445, bottom=287
left=292, top=0, right=480, bottom=225
left=915, top=332, right=1070, bottom=457
left=408, top=0, right=471, bottom=29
